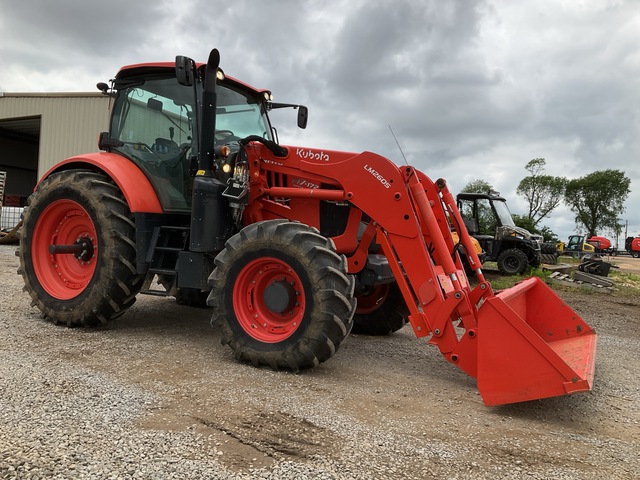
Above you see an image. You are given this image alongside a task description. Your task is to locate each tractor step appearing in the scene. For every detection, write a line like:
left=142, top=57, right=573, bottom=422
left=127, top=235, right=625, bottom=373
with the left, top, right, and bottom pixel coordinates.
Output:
left=140, top=225, right=189, bottom=297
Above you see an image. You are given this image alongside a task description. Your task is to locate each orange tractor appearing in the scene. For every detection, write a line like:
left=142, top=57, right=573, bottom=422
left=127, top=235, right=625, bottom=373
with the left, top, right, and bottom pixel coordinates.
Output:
left=18, top=49, right=597, bottom=406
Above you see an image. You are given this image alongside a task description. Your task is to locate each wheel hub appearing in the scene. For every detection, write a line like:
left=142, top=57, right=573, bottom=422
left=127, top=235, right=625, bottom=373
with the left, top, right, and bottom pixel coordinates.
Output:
left=49, top=235, right=95, bottom=262
left=263, top=279, right=297, bottom=314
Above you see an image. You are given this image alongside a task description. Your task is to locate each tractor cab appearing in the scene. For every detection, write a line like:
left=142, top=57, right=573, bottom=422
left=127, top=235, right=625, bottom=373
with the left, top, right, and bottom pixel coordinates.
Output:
left=99, top=64, right=276, bottom=211
left=563, top=235, right=596, bottom=258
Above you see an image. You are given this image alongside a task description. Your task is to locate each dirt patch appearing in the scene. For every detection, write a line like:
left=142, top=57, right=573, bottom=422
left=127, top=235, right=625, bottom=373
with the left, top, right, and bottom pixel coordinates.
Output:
left=606, top=254, right=640, bottom=274
left=1, top=244, right=639, bottom=479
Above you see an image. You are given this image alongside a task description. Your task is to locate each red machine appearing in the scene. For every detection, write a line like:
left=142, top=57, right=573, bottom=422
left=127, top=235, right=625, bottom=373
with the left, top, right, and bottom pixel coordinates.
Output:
left=18, top=49, right=597, bottom=406
left=587, top=235, right=612, bottom=252
left=626, top=237, right=640, bottom=257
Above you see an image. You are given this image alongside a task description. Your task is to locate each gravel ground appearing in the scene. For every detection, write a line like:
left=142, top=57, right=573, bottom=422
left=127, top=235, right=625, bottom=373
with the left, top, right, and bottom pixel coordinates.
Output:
left=1, top=244, right=639, bottom=479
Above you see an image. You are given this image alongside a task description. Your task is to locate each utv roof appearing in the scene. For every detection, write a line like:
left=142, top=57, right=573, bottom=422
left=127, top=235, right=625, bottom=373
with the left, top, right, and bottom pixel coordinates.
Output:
left=457, top=192, right=506, bottom=202
left=115, top=62, right=269, bottom=95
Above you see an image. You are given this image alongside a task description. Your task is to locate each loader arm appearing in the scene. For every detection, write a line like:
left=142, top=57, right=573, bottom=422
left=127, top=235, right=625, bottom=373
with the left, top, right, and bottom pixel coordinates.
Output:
left=241, top=142, right=597, bottom=406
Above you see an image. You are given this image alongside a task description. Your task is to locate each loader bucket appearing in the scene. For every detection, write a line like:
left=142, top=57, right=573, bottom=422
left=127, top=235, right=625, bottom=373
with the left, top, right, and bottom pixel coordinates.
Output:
left=477, top=277, right=597, bottom=406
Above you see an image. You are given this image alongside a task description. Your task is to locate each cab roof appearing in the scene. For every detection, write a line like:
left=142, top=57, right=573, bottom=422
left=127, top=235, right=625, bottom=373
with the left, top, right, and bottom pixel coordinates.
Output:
left=115, top=61, right=269, bottom=95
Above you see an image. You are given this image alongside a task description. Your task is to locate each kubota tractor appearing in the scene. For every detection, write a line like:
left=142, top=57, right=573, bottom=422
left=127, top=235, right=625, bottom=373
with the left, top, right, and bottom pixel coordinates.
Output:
left=18, top=49, right=597, bottom=406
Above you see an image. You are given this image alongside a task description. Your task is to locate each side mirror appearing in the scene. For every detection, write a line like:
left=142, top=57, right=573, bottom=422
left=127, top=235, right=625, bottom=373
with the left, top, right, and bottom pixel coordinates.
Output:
left=96, top=81, right=116, bottom=97
left=175, top=55, right=195, bottom=86
left=297, top=105, right=308, bottom=129
left=98, top=132, right=124, bottom=151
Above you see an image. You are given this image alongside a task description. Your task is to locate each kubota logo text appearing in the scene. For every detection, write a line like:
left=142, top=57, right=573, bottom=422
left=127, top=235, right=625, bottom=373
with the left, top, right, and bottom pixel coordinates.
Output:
left=296, top=148, right=330, bottom=162
left=364, top=164, right=391, bottom=189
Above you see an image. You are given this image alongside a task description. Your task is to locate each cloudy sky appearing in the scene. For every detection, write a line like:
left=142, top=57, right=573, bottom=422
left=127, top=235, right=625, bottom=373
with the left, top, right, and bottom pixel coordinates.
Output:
left=1, top=0, right=638, bottom=243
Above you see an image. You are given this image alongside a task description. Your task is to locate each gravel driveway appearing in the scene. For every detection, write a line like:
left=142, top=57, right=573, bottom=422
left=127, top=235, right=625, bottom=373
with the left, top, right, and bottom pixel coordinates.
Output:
left=1, top=244, right=638, bottom=479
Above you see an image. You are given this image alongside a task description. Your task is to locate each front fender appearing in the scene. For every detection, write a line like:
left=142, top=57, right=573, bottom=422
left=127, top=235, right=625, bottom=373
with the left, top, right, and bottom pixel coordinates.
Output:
left=38, top=152, right=163, bottom=213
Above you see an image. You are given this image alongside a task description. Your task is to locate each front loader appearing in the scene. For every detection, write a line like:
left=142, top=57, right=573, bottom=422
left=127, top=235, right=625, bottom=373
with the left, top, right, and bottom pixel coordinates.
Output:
left=18, top=49, right=597, bottom=406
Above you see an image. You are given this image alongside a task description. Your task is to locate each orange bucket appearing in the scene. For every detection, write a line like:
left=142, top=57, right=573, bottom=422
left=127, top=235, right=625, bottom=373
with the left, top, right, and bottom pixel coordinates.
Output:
left=477, top=277, right=597, bottom=406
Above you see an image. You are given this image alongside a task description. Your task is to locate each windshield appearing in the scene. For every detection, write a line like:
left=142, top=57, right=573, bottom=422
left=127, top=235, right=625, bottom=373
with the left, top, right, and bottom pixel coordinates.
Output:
left=493, top=200, right=515, bottom=227
left=109, top=75, right=272, bottom=211
left=216, top=84, right=273, bottom=141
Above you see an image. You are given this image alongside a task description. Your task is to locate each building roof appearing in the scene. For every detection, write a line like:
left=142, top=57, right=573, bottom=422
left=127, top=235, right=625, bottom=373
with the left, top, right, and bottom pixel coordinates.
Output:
left=0, top=92, right=103, bottom=98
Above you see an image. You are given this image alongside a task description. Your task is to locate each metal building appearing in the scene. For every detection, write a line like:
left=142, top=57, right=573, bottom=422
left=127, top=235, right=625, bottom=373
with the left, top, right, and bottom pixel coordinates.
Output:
left=0, top=92, right=110, bottom=210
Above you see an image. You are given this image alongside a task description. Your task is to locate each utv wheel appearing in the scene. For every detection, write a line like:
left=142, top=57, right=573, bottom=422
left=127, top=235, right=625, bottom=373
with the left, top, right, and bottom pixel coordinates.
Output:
left=18, top=170, right=143, bottom=327
left=496, top=248, right=529, bottom=275
left=352, top=283, right=408, bottom=335
left=208, top=220, right=356, bottom=371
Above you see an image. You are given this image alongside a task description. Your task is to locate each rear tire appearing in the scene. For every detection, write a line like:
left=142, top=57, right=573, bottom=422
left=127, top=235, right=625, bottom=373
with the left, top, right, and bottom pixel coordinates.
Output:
left=352, top=283, right=408, bottom=335
left=208, top=220, right=356, bottom=371
left=497, top=248, right=529, bottom=275
left=540, top=253, right=558, bottom=265
left=18, top=170, right=143, bottom=327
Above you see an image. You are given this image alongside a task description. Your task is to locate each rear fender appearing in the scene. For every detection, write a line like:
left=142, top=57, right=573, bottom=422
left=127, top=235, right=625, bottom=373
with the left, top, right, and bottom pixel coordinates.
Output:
left=38, top=152, right=163, bottom=213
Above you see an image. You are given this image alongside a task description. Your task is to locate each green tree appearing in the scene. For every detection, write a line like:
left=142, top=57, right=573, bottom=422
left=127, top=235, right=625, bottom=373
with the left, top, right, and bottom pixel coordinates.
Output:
left=513, top=214, right=559, bottom=242
left=564, top=169, right=631, bottom=238
left=538, top=225, right=560, bottom=243
left=461, top=179, right=493, bottom=193
left=512, top=214, right=537, bottom=233
left=516, top=158, right=566, bottom=227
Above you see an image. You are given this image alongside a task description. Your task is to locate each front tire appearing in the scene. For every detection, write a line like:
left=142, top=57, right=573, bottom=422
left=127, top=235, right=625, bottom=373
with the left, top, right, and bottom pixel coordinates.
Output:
left=18, top=170, right=143, bottom=327
left=497, top=248, right=529, bottom=275
left=208, top=220, right=356, bottom=371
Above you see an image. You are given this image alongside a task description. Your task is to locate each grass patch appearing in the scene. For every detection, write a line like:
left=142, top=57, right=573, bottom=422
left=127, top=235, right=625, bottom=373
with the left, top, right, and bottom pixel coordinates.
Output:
left=479, top=259, right=640, bottom=296
left=556, top=255, right=582, bottom=264
left=480, top=263, right=552, bottom=291
left=609, top=269, right=640, bottom=296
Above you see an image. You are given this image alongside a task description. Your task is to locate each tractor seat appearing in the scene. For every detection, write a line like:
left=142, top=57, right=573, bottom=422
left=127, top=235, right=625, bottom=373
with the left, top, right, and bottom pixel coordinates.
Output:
left=152, top=137, right=180, bottom=155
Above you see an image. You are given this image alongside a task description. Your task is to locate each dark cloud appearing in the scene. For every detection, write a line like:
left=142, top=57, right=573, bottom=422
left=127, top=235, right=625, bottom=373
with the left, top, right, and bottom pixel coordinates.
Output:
left=0, top=0, right=165, bottom=71
left=1, top=0, right=638, bottom=238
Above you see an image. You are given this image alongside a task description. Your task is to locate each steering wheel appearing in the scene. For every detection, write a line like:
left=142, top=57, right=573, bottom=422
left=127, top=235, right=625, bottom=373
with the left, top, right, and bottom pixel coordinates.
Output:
left=123, top=141, right=162, bottom=162
left=124, top=141, right=153, bottom=152
left=215, top=130, right=241, bottom=144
